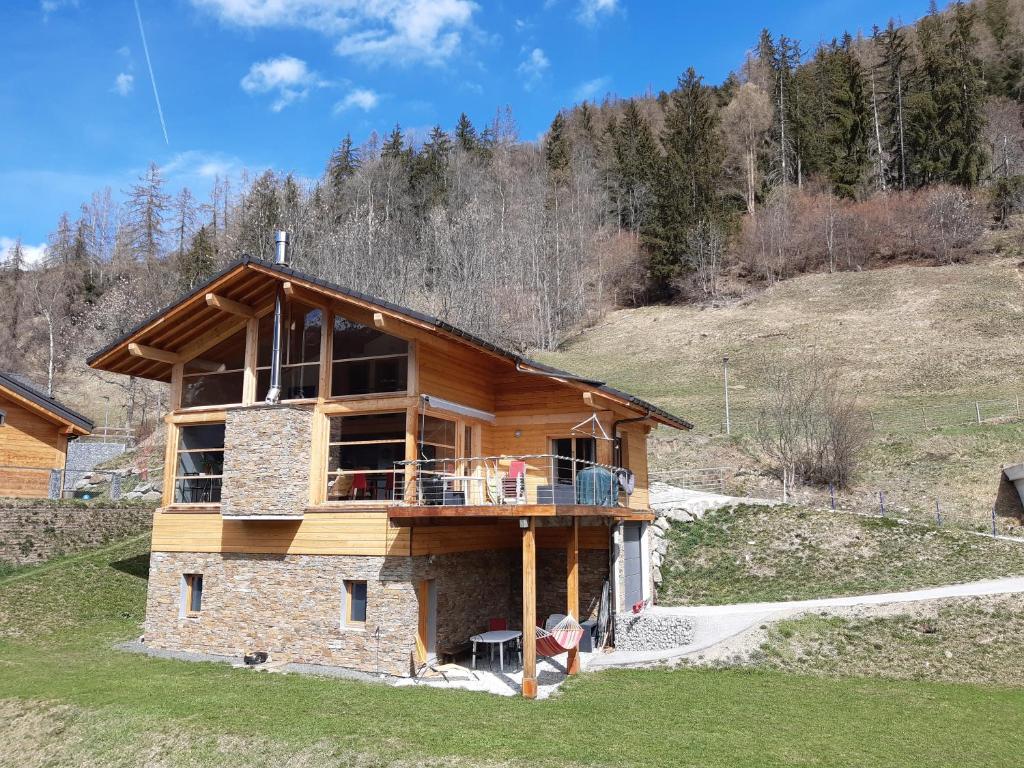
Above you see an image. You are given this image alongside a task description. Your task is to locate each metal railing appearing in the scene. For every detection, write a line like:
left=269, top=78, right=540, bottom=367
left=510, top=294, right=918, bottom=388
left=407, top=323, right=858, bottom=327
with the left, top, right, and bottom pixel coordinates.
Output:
left=393, top=454, right=631, bottom=507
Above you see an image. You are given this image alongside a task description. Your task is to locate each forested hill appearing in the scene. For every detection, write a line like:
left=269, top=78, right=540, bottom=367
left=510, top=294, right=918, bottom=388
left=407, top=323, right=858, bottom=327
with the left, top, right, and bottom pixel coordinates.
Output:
left=1, top=0, right=1022, bottom=432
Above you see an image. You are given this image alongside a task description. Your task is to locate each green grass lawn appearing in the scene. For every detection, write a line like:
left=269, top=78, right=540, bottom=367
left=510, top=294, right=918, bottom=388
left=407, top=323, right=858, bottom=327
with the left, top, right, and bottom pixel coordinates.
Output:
left=3, top=535, right=1024, bottom=767
left=658, top=504, right=1024, bottom=606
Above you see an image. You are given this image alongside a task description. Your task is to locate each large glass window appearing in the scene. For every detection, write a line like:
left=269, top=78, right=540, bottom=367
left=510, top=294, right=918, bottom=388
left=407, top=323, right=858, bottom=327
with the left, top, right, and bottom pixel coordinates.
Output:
left=174, top=423, right=225, bottom=504
left=331, top=316, right=408, bottom=397
left=551, top=437, right=597, bottom=486
left=181, top=330, right=246, bottom=408
left=326, top=412, right=405, bottom=502
left=257, top=300, right=322, bottom=401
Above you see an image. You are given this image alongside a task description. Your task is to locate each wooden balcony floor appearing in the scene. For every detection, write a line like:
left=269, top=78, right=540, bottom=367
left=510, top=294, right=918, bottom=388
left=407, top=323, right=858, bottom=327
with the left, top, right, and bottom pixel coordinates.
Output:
left=387, top=503, right=654, bottom=523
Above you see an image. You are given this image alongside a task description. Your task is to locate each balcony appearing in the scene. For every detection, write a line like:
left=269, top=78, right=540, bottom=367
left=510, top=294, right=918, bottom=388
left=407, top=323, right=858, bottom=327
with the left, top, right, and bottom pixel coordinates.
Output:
left=387, top=454, right=651, bottom=522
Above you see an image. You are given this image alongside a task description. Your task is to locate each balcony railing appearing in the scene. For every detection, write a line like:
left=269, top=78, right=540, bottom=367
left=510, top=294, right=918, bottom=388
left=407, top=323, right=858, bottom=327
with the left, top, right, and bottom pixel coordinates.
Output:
left=392, top=454, right=633, bottom=508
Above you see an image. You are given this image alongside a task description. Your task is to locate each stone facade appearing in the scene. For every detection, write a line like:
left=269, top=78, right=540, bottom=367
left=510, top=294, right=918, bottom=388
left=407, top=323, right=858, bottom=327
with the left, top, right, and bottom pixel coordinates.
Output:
left=0, top=504, right=153, bottom=565
left=221, top=405, right=312, bottom=518
left=144, top=545, right=611, bottom=676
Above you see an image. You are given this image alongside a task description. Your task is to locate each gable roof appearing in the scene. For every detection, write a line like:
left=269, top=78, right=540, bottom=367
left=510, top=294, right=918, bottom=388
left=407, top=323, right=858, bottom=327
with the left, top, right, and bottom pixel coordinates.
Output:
left=0, top=372, right=94, bottom=434
left=87, top=257, right=692, bottom=431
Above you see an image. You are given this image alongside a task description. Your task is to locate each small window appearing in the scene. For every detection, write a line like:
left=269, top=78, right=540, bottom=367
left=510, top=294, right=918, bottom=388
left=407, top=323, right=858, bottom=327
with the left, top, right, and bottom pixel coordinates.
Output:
left=181, top=328, right=247, bottom=408
left=0, top=409, right=5, bottom=426
left=326, top=412, right=406, bottom=501
left=344, top=580, right=367, bottom=626
left=183, top=573, right=204, bottom=616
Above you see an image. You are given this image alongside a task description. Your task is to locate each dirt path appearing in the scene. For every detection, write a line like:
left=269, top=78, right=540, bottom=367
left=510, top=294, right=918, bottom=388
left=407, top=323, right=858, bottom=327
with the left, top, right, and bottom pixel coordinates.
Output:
left=592, top=576, right=1024, bottom=668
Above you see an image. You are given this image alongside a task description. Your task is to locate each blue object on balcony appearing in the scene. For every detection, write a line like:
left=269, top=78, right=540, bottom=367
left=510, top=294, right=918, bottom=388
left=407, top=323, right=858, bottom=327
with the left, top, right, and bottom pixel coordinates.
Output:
left=576, top=466, right=616, bottom=507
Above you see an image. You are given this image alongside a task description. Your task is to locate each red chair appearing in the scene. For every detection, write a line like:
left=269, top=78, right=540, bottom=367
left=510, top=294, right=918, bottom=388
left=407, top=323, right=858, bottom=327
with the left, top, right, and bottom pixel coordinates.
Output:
left=501, top=461, right=527, bottom=504
left=488, top=618, right=508, bottom=631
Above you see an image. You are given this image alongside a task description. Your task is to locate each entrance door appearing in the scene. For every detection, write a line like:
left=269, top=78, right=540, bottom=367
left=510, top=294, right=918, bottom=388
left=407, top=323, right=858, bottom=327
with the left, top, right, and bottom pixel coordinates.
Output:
left=622, top=523, right=644, bottom=609
left=416, top=580, right=437, bottom=664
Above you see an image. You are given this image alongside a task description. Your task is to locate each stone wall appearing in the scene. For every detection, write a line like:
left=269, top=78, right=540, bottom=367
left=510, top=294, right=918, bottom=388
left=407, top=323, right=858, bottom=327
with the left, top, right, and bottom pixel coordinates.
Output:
left=65, top=440, right=129, bottom=489
left=614, top=611, right=694, bottom=652
left=143, top=544, right=611, bottom=676
left=0, top=504, right=153, bottom=565
left=221, top=405, right=312, bottom=519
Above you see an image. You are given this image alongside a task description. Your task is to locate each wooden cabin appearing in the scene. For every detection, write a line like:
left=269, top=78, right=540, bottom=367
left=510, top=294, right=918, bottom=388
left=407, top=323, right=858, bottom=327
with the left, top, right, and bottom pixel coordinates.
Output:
left=87, top=251, right=691, bottom=697
left=0, top=372, right=93, bottom=498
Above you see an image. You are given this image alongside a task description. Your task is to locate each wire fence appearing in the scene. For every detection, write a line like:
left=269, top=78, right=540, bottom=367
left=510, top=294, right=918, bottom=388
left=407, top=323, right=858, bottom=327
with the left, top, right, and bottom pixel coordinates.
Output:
left=650, top=466, right=1024, bottom=537
left=719, top=393, right=1024, bottom=436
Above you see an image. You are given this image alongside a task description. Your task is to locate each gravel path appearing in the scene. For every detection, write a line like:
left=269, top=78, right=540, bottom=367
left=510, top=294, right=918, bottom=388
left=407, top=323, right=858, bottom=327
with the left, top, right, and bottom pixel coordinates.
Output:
left=592, top=576, right=1024, bottom=668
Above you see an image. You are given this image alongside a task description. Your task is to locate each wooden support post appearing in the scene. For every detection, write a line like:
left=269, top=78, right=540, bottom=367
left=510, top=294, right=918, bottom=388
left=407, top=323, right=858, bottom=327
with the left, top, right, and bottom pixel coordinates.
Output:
left=373, top=311, right=385, bottom=328
left=522, top=516, right=537, bottom=699
left=205, top=292, right=256, bottom=318
left=128, top=342, right=181, bottom=365
left=566, top=517, right=580, bottom=675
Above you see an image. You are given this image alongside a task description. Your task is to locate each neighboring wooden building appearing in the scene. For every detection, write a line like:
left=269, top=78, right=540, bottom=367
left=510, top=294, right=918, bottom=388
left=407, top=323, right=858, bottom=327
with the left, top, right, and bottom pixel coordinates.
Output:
left=87, top=251, right=691, bottom=697
left=0, top=372, right=94, bottom=498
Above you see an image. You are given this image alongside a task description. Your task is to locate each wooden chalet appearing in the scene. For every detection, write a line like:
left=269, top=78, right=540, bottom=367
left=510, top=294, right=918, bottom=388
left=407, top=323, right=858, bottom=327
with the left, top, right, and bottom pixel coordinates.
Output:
left=87, top=239, right=691, bottom=697
left=0, top=372, right=93, bottom=498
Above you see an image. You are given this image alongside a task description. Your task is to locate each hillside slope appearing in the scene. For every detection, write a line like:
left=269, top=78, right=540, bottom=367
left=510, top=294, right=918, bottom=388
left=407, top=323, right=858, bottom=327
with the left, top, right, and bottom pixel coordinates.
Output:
left=537, top=257, right=1024, bottom=525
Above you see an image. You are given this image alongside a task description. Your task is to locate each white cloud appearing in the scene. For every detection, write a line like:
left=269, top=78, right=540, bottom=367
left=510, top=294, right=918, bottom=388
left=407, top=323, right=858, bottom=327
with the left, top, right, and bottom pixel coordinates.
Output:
left=517, top=47, right=549, bottom=90
left=113, top=72, right=134, bottom=96
left=192, top=0, right=478, bottom=65
left=40, top=0, right=77, bottom=18
left=577, top=0, right=617, bottom=26
left=334, top=88, right=380, bottom=113
left=0, top=237, right=47, bottom=269
left=240, top=55, right=328, bottom=111
left=573, top=76, right=609, bottom=102
left=163, top=150, right=251, bottom=181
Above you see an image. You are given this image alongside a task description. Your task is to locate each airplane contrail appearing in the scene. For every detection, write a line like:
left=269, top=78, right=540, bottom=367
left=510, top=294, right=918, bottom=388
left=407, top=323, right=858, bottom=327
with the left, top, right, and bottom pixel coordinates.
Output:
left=133, top=0, right=169, bottom=145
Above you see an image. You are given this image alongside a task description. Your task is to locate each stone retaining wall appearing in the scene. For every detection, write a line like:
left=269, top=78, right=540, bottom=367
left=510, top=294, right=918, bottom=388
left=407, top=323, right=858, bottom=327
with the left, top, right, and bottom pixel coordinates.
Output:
left=0, top=504, right=153, bottom=564
left=614, top=611, right=694, bottom=652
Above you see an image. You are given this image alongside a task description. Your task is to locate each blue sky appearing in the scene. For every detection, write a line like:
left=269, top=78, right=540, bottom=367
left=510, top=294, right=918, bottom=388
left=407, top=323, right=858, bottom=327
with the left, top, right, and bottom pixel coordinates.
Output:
left=2, top=0, right=930, bottom=258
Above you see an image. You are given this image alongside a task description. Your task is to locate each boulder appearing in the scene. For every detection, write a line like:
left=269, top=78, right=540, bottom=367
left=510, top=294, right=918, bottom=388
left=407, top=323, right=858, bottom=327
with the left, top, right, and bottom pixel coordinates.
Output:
left=141, top=490, right=162, bottom=502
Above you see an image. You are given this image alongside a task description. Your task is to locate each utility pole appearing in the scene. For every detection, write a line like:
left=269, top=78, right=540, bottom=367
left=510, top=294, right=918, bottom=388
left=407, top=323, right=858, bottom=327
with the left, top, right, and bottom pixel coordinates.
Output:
left=723, top=356, right=731, bottom=435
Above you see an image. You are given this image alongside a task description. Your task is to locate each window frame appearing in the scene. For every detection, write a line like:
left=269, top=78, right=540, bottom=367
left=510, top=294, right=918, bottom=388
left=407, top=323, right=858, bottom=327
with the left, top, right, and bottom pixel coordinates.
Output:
left=172, top=423, right=226, bottom=506
left=343, top=579, right=368, bottom=628
left=256, top=299, right=325, bottom=403
left=182, top=573, right=204, bottom=617
left=0, top=409, right=6, bottom=427
left=323, top=411, right=407, bottom=505
left=328, top=312, right=411, bottom=400
left=179, top=327, right=248, bottom=410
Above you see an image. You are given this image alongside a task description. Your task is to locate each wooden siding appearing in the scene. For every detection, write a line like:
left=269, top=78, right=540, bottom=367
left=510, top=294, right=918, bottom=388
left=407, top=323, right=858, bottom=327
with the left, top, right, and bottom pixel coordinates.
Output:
left=151, top=509, right=609, bottom=557
left=0, top=392, right=67, bottom=498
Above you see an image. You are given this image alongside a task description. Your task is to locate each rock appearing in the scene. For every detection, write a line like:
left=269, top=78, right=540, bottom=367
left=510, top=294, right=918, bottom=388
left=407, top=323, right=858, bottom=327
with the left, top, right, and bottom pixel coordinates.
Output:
left=655, top=538, right=669, bottom=555
left=651, top=550, right=662, bottom=567
left=135, top=483, right=153, bottom=494
left=651, top=566, right=662, bottom=583
left=653, top=517, right=671, bottom=532
left=124, top=491, right=142, bottom=500
left=141, top=490, right=162, bottom=502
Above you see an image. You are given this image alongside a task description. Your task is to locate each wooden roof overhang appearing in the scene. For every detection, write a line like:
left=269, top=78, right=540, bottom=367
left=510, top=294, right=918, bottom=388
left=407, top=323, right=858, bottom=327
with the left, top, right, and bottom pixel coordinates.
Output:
left=0, top=373, right=93, bottom=436
left=86, top=258, right=693, bottom=431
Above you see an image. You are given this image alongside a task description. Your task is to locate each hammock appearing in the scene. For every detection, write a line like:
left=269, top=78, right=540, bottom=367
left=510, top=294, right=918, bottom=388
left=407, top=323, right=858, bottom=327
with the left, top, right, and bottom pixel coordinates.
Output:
left=535, top=614, right=584, bottom=657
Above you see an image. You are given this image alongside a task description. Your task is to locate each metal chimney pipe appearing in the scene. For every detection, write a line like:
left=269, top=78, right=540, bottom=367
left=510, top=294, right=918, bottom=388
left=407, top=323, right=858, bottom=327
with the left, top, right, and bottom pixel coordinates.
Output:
left=265, top=231, right=290, bottom=404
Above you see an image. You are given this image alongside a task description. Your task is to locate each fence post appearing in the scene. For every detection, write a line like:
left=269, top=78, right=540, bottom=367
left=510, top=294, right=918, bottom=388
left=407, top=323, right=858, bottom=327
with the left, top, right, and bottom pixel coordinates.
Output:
left=935, top=499, right=942, bottom=527
left=1017, top=395, right=1021, bottom=419
left=879, top=490, right=886, bottom=517
left=829, top=483, right=836, bottom=510
left=111, top=473, right=122, bottom=501
left=976, top=402, right=982, bottom=424
left=48, top=469, right=62, bottom=500
left=992, top=506, right=998, bottom=537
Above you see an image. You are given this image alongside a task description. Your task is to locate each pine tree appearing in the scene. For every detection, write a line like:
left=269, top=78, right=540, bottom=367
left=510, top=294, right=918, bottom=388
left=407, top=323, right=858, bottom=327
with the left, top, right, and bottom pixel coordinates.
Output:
left=982, top=0, right=1024, bottom=101
left=179, top=225, right=217, bottom=290
left=545, top=113, right=572, bottom=187
left=125, top=162, right=169, bottom=262
left=946, top=2, right=988, bottom=186
left=326, top=134, right=359, bottom=192
left=381, top=124, right=407, bottom=162
left=412, top=125, right=452, bottom=209
left=454, top=113, right=478, bottom=152
left=907, top=3, right=950, bottom=186
left=874, top=20, right=914, bottom=189
left=819, top=36, right=873, bottom=197
left=610, top=100, right=658, bottom=232
left=645, top=68, right=727, bottom=290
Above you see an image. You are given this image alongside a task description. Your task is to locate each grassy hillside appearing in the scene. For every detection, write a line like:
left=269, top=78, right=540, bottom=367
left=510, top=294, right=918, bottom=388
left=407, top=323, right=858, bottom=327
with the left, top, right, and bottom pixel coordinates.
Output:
left=5, top=538, right=1024, bottom=766
left=658, top=505, right=1024, bottom=606
left=536, top=257, right=1024, bottom=524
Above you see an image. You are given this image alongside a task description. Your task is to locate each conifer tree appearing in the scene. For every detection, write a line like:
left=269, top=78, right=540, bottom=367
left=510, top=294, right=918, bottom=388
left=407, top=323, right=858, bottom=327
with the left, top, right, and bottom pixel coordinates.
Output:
left=820, top=36, right=873, bottom=197
left=874, top=20, right=914, bottom=189
left=946, top=2, right=988, bottom=186
left=179, top=225, right=217, bottom=290
left=610, top=100, right=658, bottom=231
left=545, top=113, right=572, bottom=187
left=125, top=162, right=169, bottom=262
left=455, top=113, right=478, bottom=152
left=326, top=134, right=358, bottom=192
left=645, top=68, right=727, bottom=289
